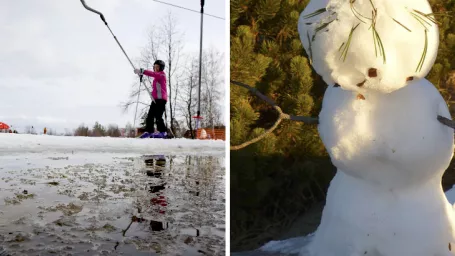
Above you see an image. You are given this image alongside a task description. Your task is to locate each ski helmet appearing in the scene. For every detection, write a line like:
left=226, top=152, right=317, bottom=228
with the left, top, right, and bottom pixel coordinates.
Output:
left=154, top=60, right=165, bottom=71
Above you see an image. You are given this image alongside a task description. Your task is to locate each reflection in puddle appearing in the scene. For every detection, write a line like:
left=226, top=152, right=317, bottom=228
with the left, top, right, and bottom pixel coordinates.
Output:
left=149, top=184, right=167, bottom=193
left=150, top=220, right=169, bottom=231
left=145, top=155, right=166, bottom=179
left=0, top=153, right=225, bottom=255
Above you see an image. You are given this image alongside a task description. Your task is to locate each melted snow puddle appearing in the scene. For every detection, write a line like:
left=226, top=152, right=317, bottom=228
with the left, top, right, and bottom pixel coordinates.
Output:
left=0, top=153, right=225, bottom=255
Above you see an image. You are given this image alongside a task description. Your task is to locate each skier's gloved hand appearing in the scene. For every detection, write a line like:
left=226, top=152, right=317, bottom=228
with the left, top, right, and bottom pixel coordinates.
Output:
left=134, top=68, right=145, bottom=75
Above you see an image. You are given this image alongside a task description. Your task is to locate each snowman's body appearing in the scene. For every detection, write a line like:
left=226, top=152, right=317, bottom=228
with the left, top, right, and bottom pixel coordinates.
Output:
left=319, top=79, right=453, bottom=189
left=304, top=172, right=455, bottom=256
left=295, top=0, right=455, bottom=255
left=300, top=80, right=455, bottom=255
left=298, top=0, right=438, bottom=93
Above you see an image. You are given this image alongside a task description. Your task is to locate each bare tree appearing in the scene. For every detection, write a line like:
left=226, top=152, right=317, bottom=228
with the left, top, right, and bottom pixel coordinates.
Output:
left=175, top=49, right=224, bottom=138
left=162, top=13, right=184, bottom=135
left=201, top=48, right=225, bottom=129
left=74, top=124, right=90, bottom=137
left=106, top=124, right=121, bottom=137
left=171, top=118, right=182, bottom=138
left=178, top=56, right=199, bottom=139
left=125, top=122, right=136, bottom=138
left=25, top=126, right=32, bottom=134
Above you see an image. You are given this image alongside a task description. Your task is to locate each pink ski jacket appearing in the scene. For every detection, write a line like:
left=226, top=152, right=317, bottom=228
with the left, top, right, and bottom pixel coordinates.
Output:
left=143, top=70, right=168, bottom=101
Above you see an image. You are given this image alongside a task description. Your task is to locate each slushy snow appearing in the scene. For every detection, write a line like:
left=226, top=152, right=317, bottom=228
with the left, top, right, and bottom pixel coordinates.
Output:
left=298, top=0, right=438, bottom=93
left=254, top=181, right=455, bottom=256
left=0, top=133, right=224, bottom=155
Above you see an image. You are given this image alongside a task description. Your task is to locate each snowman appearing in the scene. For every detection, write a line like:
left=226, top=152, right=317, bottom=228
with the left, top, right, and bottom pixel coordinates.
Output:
left=295, top=0, right=455, bottom=255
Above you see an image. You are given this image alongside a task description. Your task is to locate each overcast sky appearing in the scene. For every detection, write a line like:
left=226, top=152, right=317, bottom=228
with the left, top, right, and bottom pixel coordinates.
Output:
left=0, top=0, right=226, bottom=134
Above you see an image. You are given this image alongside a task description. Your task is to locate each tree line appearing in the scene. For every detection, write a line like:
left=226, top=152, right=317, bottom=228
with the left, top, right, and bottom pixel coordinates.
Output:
left=73, top=122, right=133, bottom=137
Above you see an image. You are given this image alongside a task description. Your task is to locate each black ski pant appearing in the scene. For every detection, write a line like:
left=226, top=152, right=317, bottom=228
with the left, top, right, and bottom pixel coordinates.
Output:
left=145, top=99, right=167, bottom=133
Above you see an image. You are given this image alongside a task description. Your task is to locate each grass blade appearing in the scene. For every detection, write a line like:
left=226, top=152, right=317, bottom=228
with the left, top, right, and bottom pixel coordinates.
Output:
left=312, top=19, right=335, bottom=41
left=340, top=23, right=360, bottom=62
left=416, top=29, right=428, bottom=72
left=372, top=16, right=378, bottom=57
left=314, top=19, right=335, bottom=33
left=374, top=28, right=386, bottom=63
left=349, top=0, right=368, bottom=23
left=338, top=42, right=345, bottom=52
left=392, top=18, right=412, bottom=32
left=369, top=0, right=376, bottom=10
left=429, top=12, right=452, bottom=17
left=303, top=8, right=327, bottom=19
left=307, top=31, right=313, bottom=65
left=410, top=12, right=431, bottom=28
left=413, top=9, right=440, bottom=25
left=369, top=5, right=385, bottom=63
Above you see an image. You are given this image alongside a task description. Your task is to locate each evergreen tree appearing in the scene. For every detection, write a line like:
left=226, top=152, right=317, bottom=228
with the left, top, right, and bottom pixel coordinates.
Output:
left=231, top=0, right=455, bottom=251
left=230, top=0, right=332, bottom=251
left=91, top=122, right=106, bottom=137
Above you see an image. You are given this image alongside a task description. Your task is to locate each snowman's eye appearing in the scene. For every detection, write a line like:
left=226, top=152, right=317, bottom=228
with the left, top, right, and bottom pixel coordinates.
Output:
left=368, top=68, right=378, bottom=78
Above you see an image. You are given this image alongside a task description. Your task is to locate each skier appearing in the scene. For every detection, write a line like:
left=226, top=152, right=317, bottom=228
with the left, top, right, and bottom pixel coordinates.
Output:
left=134, top=60, right=168, bottom=139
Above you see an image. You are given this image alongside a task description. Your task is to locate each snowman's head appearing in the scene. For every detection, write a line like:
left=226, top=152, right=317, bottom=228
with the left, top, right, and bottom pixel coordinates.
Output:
left=298, top=0, right=439, bottom=94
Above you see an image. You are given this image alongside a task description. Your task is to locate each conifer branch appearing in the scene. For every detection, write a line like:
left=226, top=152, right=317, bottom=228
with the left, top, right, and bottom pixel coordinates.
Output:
left=230, top=80, right=319, bottom=150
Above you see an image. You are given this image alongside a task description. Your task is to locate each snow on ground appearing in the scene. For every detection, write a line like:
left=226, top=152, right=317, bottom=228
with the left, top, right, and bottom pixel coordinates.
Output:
left=0, top=133, right=225, bottom=155
left=0, top=135, right=225, bottom=255
left=233, top=187, right=455, bottom=256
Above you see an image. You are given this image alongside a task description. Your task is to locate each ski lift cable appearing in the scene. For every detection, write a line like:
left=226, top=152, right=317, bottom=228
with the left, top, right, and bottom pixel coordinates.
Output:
left=80, top=0, right=155, bottom=132
left=152, top=0, right=225, bottom=20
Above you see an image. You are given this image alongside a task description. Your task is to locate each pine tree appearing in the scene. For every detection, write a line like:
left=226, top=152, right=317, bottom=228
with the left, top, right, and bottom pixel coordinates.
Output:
left=230, top=25, right=271, bottom=145
left=230, top=0, right=332, bottom=251
left=92, top=122, right=106, bottom=137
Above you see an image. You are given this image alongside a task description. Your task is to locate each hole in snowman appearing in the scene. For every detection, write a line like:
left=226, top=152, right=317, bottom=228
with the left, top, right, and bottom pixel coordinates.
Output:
left=357, top=94, right=365, bottom=100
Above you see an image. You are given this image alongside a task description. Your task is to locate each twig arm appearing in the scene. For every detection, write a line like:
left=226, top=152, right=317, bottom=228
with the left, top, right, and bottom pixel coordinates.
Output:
left=230, top=80, right=318, bottom=150
left=438, top=115, right=455, bottom=129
